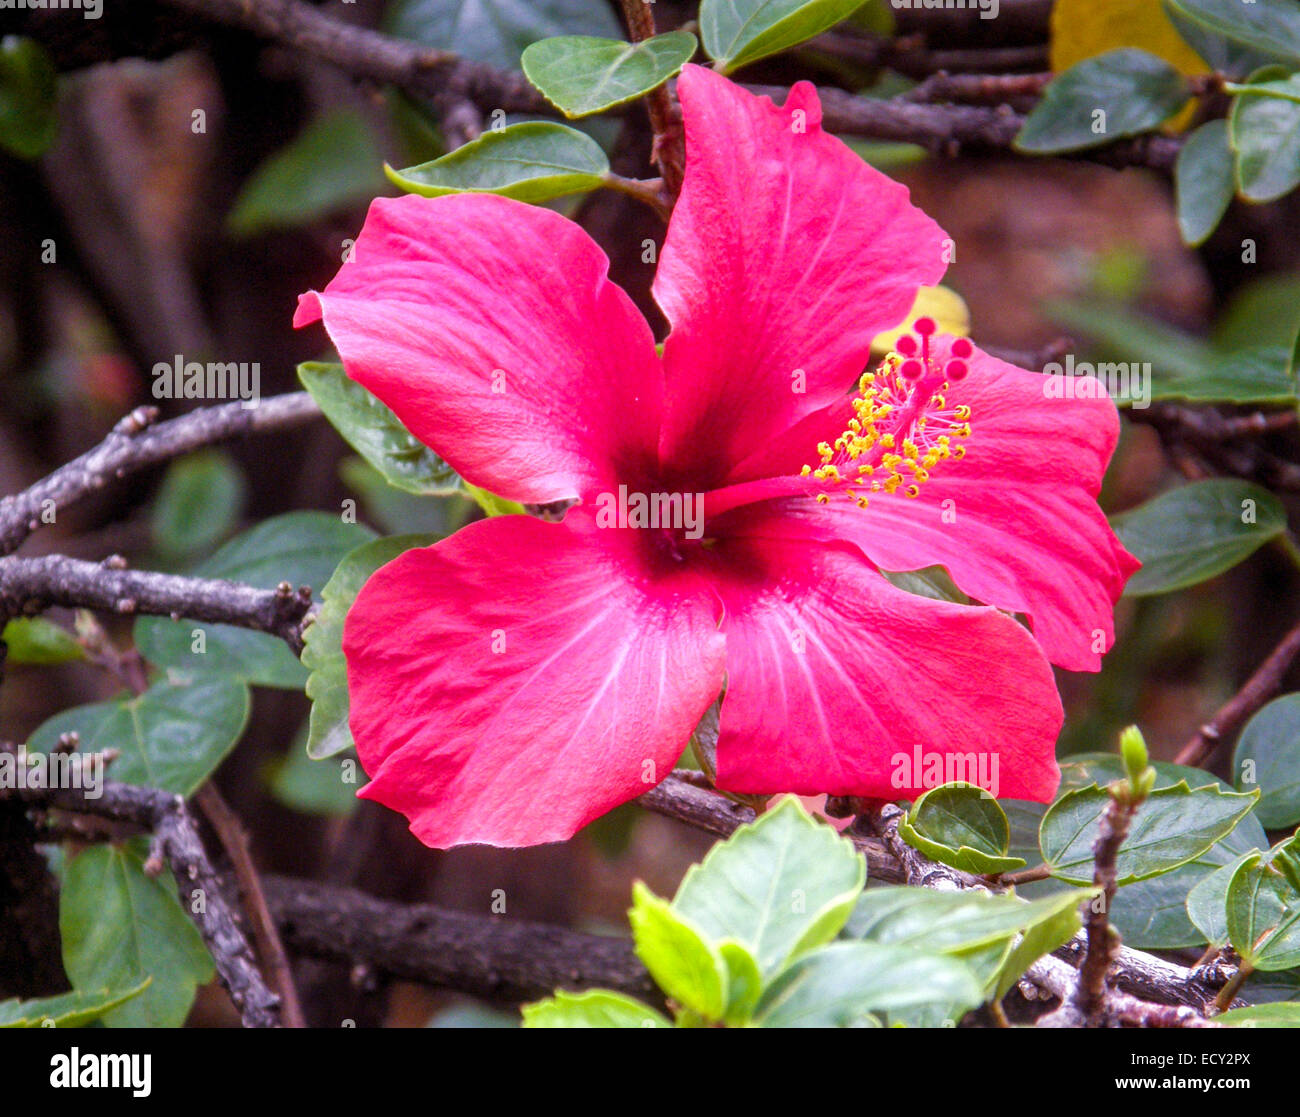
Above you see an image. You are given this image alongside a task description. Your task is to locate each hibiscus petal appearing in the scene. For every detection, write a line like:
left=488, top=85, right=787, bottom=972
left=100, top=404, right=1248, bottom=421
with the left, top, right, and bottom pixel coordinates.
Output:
left=652, top=65, right=949, bottom=487
left=706, top=529, right=1063, bottom=803
left=759, top=341, right=1138, bottom=671
left=296, top=193, right=663, bottom=504
left=345, top=514, right=725, bottom=848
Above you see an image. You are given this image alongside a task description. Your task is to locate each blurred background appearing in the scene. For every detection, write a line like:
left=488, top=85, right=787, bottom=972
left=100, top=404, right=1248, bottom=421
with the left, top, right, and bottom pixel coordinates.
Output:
left=3, top=0, right=1300, bottom=1025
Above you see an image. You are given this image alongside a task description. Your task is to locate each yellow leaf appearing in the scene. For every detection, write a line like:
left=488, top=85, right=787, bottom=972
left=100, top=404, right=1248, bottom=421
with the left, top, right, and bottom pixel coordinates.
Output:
left=1050, top=0, right=1206, bottom=76
left=871, top=285, right=970, bottom=356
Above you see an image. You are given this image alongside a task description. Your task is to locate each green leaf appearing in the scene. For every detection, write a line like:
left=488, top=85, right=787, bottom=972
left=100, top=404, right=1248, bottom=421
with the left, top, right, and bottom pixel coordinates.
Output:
left=385, top=122, right=608, bottom=204
left=1229, top=67, right=1300, bottom=202
left=1227, top=839, right=1300, bottom=970
left=1111, top=479, right=1287, bottom=596
left=522, top=32, right=697, bottom=118
left=629, top=882, right=728, bottom=1021
left=1217, top=1001, right=1300, bottom=1027
left=0, top=36, right=58, bottom=160
left=267, top=721, right=360, bottom=816
left=228, top=110, right=386, bottom=236
left=700, top=0, right=870, bottom=74
left=1164, top=0, right=1300, bottom=68
left=1048, top=298, right=1298, bottom=404
left=1234, top=694, right=1300, bottom=829
left=845, top=886, right=1089, bottom=999
left=134, top=512, right=376, bottom=689
left=718, top=941, right=764, bottom=1026
left=521, top=989, right=670, bottom=1029
left=298, top=362, right=459, bottom=496
left=753, top=942, right=983, bottom=1027
left=386, top=0, right=621, bottom=72
left=879, top=565, right=969, bottom=604
left=1186, top=853, right=1252, bottom=945
left=28, top=675, right=249, bottom=797
left=302, top=533, right=437, bottom=760
left=339, top=457, right=466, bottom=537
left=1, top=617, right=84, bottom=666
left=1016, top=48, right=1189, bottom=153
left=1213, top=273, right=1300, bottom=351
left=1176, top=119, right=1234, bottom=247
left=671, top=797, right=866, bottom=978
left=1040, top=780, right=1260, bottom=885
left=60, top=841, right=214, bottom=1028
left=151, top=450, right=245, bottom=559
left=0, top=981, right=150, bottom=1028
left=898, top=784, right=1026, bottom=875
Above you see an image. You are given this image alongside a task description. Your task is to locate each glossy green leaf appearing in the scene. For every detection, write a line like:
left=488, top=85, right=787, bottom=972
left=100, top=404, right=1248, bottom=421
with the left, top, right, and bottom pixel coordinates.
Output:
left=898, top=783, right=1025, bottom=875
left=1, top=617, right=84, bottom=666
left=1217, top=1001, right=1300, bottom=1026
left=1111, top=479, right=1287, bottom=596
left=753, top=941, right=983, bottom=1027
left=701, top=0, right=871, bottom=74
left=671, top=797, right=866, bottom=978
left=298, top=362, right=459, bottom=496
left=521, top=989, right=670, bottom=1028
left=151, top=450, right=245, bottom=559
left=28, top=676, right=249, bottom=797
left=522, top=32, right=697, bottom=118
left=1227, top=839, right=1300, bottom=970
left=386, top=0, right=621, bottom=71
left=1016, top=49, right=1189, bottom=153
left=1230, top=67, right=1300, bottom=202
left=385, top=122, right=608, bottom=204
left=1040, top=780, right=1259, bottom=885
left=0, top=36, right=58, bottom=160
left=302, top=534, right=437, bottom=759
left=1186, top=853, right=1253, bottom=946
left=0, top=981, right=150, bottom=1029
left=228, top=110, right=386, bottom=236
left=629, top=882, right=728, bottom=1021
left=718, top=941, right=763, bottom=1026
left=1176, top=119, right=1234, bottom=246
left=60, top=841, right=214, bottom=1028
left=1164, top=0, right=1300, bottom=67
left=134, top=512, right=376, bottom=689
left=1234, top=694, right=1300, bottom=829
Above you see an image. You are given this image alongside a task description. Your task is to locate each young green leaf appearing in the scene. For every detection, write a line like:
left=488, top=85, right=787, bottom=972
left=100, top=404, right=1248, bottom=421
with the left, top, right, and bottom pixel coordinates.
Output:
left=522, top=32, right=697, bottom=118
left=1216, top=1002, right=1300, bottom=1027
left=1, top=617, right=84, bottom=666
left=385, top=122, right=609, bottom=204
left=60, top=841, right=214, bottom=1028
left=134, top=512, right=376, bottom=689
left=671, top=797, right=866, bottom=978
left=629, top=882, right=729, bottom=1021
left=1016, top=49, right=1189, bottom=153
left=700, top=0, right=871, bottom=74
left=1111, top=479, right=1287, bottom=596
left=521, top=989, right=671, bottom=1028
left=1176, top=119, right=1234, bottom=247
left=897, top=783, right=1026, bottom=875
left=753, top=941, right=983, bottom=1027
left=1226, top=839, right=1300, bottom=970
left=1040, top=781, right=1260, bottom=885
left=28, top=675, right=249, bottom=797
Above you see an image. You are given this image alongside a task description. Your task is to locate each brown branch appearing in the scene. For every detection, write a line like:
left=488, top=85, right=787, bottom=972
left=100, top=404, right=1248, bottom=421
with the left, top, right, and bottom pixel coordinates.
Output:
left=1075, top=793, right=1138, bottom=1024
left=195, top=783, right=306, bottom=1028
left=1, top=765, right=282, bottom=1027
left=618, top=0, right=684, bottom=201
left=0, top=394, right=322, bottom=557
left=264, top=876, right=659, bottom=1008
left=0, top=553, right=316, bottom=655
left=1175, top=616, right=1300, bottom=768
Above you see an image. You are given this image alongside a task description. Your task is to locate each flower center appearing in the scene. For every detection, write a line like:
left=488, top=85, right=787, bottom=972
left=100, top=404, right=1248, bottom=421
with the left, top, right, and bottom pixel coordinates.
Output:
left=803, top=318, right=973, bottom=508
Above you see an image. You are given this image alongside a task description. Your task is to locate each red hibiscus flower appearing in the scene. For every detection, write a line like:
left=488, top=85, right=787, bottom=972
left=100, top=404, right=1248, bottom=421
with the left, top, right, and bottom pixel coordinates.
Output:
left=295, top=65, right=1138, bottom=848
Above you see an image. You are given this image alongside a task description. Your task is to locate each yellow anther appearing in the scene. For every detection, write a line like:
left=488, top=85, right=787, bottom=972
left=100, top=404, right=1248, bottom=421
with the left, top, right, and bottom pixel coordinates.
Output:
left=905, top=484, right=921, bottom=499
left=816, top=493, right=829, bottom=504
